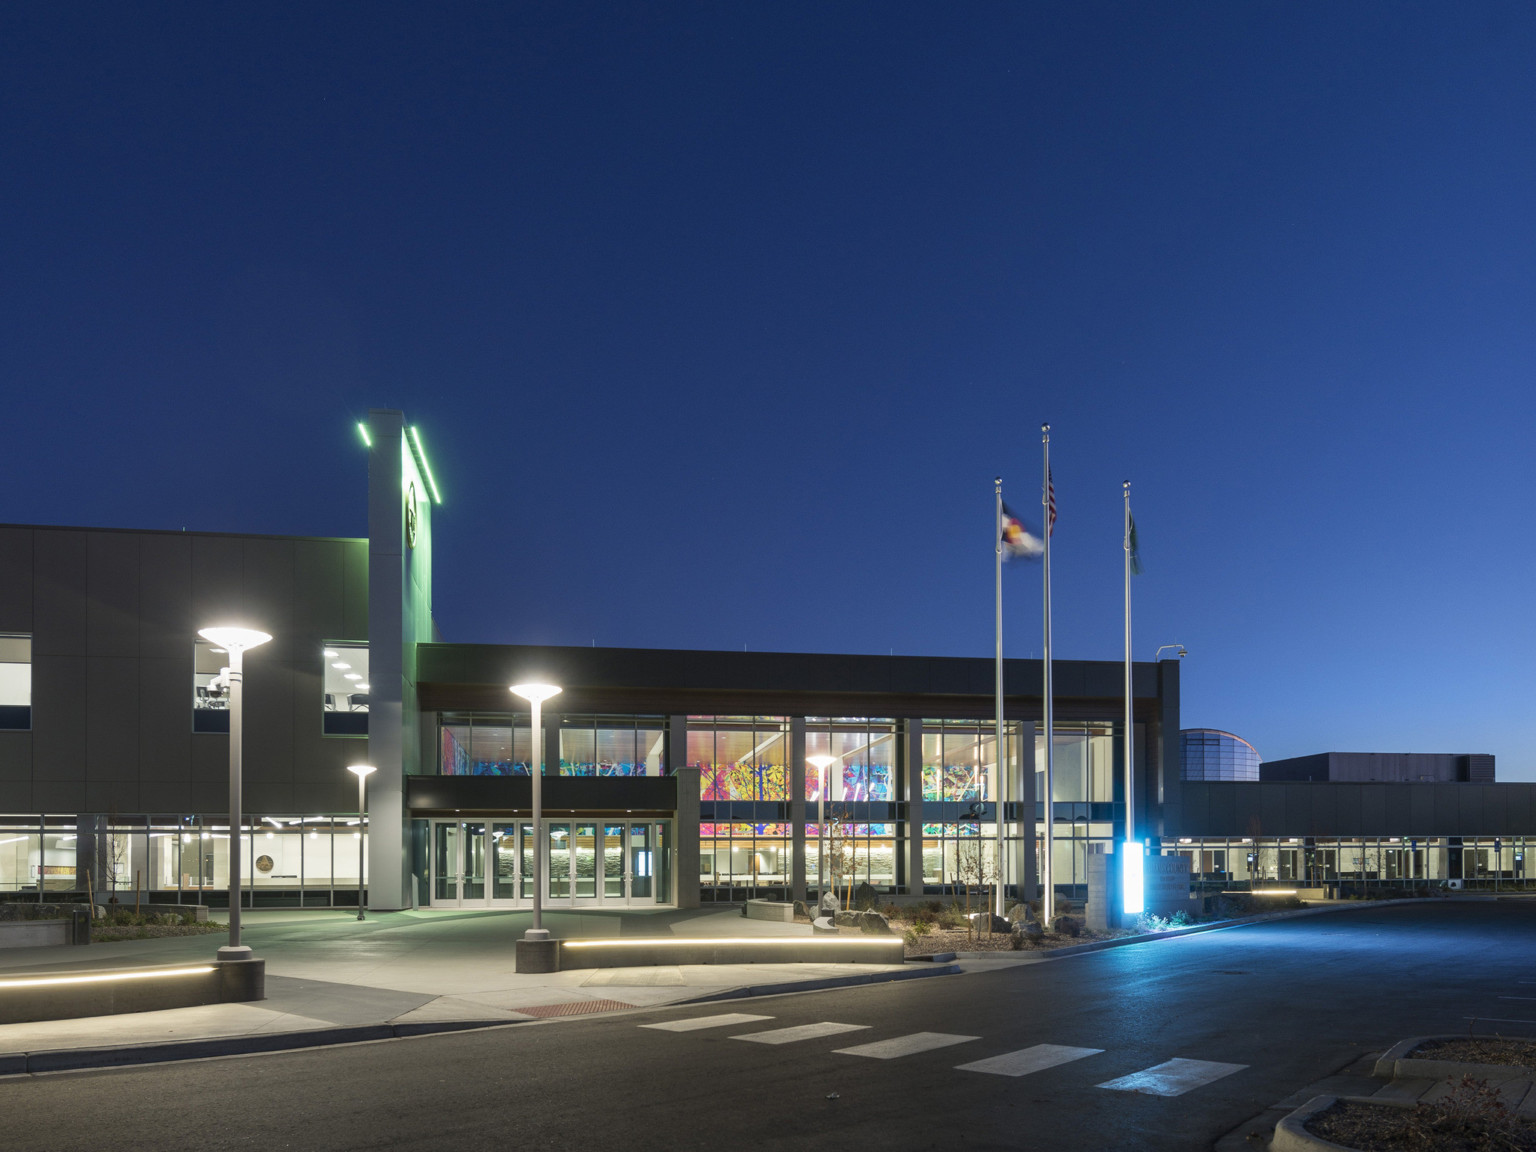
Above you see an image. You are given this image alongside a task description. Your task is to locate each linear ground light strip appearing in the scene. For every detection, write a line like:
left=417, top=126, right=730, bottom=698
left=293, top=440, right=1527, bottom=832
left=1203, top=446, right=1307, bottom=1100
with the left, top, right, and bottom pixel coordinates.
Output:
left=561, top=938, right=896, bottom=948
left=0, top=966, right=215, bottom=990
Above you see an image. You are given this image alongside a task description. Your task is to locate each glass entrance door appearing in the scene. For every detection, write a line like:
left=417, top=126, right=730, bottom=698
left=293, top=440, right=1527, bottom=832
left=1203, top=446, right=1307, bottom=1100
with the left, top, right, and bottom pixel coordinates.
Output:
left=434, top=823, right=460, bottom=904
left=432, top=818, right=673, bottom=908
left=432, top=820, right=510, bottom=907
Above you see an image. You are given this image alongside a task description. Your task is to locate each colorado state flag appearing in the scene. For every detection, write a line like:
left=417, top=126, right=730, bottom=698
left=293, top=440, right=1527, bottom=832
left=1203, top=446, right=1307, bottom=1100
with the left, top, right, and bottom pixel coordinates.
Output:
left=1001, top=503, right=1044, bottom=561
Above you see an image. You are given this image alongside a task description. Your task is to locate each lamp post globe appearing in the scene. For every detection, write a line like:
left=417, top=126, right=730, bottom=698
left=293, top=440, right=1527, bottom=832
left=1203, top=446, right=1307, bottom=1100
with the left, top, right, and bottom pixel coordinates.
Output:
left=198, top=626, right=271, bottom=960
left=347, top=765, right=376, bottom=920
left=510, top=683, right=561, bottom=940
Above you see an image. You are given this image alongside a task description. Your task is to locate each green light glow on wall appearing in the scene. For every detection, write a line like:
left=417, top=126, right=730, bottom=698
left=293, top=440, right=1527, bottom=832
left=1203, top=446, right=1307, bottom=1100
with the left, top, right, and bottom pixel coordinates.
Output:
left=408, top=426, right=443, bottom=504
left=356, top=422, right=373, bottom=448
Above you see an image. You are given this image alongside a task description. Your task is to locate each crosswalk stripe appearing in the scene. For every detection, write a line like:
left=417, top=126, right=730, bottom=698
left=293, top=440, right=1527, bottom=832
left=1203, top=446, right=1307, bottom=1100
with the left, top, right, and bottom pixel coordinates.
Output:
left=732, top=1022, right=871, bottom=1045
left=834, top=1032, right=980, bottom=1060
left=956, top=1044, right=1104, bottom=1078
left=1097, top=1058, right=1248, bottom=1096
left=641, top=1013, right=773, bottom=1032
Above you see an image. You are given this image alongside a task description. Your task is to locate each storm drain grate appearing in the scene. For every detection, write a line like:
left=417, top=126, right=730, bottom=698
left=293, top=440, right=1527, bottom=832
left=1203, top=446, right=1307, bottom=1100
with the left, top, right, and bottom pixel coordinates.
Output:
left=519, top=999, right=634, bottom=1018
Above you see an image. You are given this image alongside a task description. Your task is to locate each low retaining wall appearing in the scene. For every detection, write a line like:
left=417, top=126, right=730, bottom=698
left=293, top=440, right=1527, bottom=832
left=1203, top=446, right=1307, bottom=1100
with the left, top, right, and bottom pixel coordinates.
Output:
left=558, top=936, right=904, bottom=969
left=744, top=900, right=795, bottom=923
left=0, top=958, right=264, bottom=1025
left=0, top=920, right=70, bottom=950
left=0, top=909, right=91, bottom=949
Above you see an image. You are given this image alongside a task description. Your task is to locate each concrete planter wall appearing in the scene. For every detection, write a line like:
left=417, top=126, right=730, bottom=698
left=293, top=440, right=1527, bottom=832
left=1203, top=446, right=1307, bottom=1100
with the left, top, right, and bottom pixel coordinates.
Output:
left=744, top=900, right=795, bottom=923
left=0, top=959, right=264, bottom=1025
left=1372, top=1034, right=1535, bottom=1081
left=1272, top=1094, right=1412, bottom=1152
left=0, top=920, right=70, bottom=949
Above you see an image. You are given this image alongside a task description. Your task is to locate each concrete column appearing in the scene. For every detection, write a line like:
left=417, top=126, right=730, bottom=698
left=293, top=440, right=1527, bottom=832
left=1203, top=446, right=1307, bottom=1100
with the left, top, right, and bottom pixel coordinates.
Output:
left=666, top=717, right=698, bottom=908
left=790, top=717, right=806, bottom=902
left=1154, top=658, right=1182, bottom=844
left=905, top=719, right=924, bottom=895
left=365, top=407, right=434, bottom=911
left=543, top=710, right=562, bottom=776
left=675, top=767, right=700, bottom=908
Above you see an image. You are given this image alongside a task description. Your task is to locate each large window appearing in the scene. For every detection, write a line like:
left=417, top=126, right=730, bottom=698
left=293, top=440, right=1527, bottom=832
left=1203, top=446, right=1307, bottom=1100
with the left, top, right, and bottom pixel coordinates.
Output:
left=192, top=637, right=231, bottom=733
left=922, top=720, right=1011, bottom=802
left=438, top=714, right=671, bottom=776
left=805, top=718, right=896, bottom=801
left=322, top=643, right=369, bottom=736
left=560, top=716, right=667, bottom=775
left=700, top=822, right=791, bottom=901
left=440, top=715, right=530, bottom=775
left=0, top=634, right=30, bottom=730
left=689, top=716, right=789, bottom=800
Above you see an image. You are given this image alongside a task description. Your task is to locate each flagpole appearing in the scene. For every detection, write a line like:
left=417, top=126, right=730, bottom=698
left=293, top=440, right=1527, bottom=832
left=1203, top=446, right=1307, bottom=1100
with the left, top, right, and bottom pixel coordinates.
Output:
left=1124, top=482, right=1134, bottom=848
left=994, top=477, right=1005, bottom=918
left=1041, top=424, right=1055, bottom=927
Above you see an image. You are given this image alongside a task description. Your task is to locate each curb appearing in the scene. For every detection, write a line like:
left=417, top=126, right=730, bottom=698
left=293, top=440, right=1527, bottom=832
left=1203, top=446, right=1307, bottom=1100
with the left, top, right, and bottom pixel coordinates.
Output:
left=1271, top=1093, right=1409, bottom=1152
left=1011, top=898, right=1433, bottom=962
left=678, top=962, right=963, bottom=1005
left=0, top=1017, right=511, bottom=1076
left=1373, top=1034, right=1536, bottom=1081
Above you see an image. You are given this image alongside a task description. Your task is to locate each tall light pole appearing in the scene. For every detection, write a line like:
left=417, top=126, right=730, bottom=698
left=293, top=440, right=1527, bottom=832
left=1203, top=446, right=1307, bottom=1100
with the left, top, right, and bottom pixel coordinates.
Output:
left=807, top=755, right=836, bottom=907
left=511, top=682, right=561, bottom=940
left=348, top=764, right=375, bottom=920
left=198, top=626, right=271, bottom=959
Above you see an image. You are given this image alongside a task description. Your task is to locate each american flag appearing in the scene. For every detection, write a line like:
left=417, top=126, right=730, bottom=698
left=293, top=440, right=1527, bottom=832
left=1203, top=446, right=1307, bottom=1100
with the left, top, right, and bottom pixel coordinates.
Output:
left=1047, top=468, right=1057, bottom=536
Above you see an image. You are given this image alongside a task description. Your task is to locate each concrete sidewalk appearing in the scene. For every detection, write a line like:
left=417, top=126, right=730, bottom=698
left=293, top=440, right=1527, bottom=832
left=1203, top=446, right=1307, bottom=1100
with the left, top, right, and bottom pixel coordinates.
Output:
left=0, top=907, right=958, bottom=1071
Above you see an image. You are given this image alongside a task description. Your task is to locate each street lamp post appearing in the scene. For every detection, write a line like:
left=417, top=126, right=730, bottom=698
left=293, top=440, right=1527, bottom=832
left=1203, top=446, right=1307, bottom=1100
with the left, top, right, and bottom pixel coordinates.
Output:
left=806, top=755, right=836, bottom=908
left=510, top=682, right=561, bottom=940
left=198, top=626, right=271, bottom=959
left=348, top=765, right=375, bottom=920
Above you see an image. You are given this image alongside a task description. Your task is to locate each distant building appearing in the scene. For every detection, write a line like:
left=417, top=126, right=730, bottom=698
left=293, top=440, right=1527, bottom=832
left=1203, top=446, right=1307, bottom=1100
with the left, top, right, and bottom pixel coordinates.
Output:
left=1261, top=752, right=1495, bottom=784
left=1180, top=729, right=1262, bottom=782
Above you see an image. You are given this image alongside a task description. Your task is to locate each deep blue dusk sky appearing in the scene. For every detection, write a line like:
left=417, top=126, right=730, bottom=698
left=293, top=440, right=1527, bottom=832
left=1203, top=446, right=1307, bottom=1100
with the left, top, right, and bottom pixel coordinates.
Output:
left=3, top=4, right=1534, bottom=775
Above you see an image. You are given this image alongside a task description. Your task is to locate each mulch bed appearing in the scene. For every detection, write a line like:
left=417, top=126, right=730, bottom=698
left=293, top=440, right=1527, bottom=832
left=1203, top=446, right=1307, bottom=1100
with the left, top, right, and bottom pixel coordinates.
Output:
left=1414, top=1039, right=1536, bottom=1067
left=895, top=924, right=1127, bottom=956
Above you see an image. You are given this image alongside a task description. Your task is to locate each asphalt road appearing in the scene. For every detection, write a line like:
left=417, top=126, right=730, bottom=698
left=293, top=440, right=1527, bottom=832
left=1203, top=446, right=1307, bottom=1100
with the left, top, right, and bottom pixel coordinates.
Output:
left=5, top=900, right=1534, bottom=1151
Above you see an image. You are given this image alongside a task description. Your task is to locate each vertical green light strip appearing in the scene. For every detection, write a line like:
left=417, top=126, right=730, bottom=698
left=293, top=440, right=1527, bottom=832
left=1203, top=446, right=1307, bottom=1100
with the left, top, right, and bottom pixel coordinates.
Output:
left=408, top=426, right=443, bottom=504
left=356, top=422, right=373, bottom=448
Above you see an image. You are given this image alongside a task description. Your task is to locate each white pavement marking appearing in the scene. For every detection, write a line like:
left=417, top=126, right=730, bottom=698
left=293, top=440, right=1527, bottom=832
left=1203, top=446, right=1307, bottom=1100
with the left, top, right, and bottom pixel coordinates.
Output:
left=1465, top=1017, right=1536, bottom=1026
left=641, top=1013, right=773, bottom=1032
left=834, top=1032, right=980, bottom=1059
left=956, top=1044, right=1105, bottom=1078
left=732, top=1022, right=871, bottom=1045
left=1097, top=1058, right=1248, bottom=1096
left=1500, top=997, right=1536, bottom=1001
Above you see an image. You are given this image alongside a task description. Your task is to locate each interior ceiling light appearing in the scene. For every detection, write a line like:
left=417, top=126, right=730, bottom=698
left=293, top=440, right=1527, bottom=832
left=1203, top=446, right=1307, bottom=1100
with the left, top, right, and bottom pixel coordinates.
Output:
left=345, top=673, right=361, bottom=680
left=331, top=662, right=350, bottom=670
left=357, top=683, right=370, bottom=691
left=323, top=649, right=338, bottom=658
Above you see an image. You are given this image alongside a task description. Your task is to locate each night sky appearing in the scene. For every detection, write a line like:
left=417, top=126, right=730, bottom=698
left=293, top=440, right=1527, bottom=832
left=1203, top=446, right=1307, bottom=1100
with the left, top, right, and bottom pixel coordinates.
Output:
left=4, top=4, right=1534, bottom=775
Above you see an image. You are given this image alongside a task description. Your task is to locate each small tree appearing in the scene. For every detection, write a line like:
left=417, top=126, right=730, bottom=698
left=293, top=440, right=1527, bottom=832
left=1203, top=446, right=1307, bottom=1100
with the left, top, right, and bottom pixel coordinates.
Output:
left=955, top=840, right=996, bottom=936
left=825, top=815, right=860, bottom=908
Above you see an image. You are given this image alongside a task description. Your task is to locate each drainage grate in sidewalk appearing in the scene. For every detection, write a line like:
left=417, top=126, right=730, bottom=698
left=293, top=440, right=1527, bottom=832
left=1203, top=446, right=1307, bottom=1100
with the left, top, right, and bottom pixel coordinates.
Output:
left=519, top=999, right=634, bottom=1018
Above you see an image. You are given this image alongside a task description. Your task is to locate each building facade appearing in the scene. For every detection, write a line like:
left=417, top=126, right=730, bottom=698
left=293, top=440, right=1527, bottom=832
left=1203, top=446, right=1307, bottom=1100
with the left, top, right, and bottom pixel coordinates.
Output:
left=0, top=408, right=1522, bottom=908
left=0, top=409, right=1178, bottom=910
